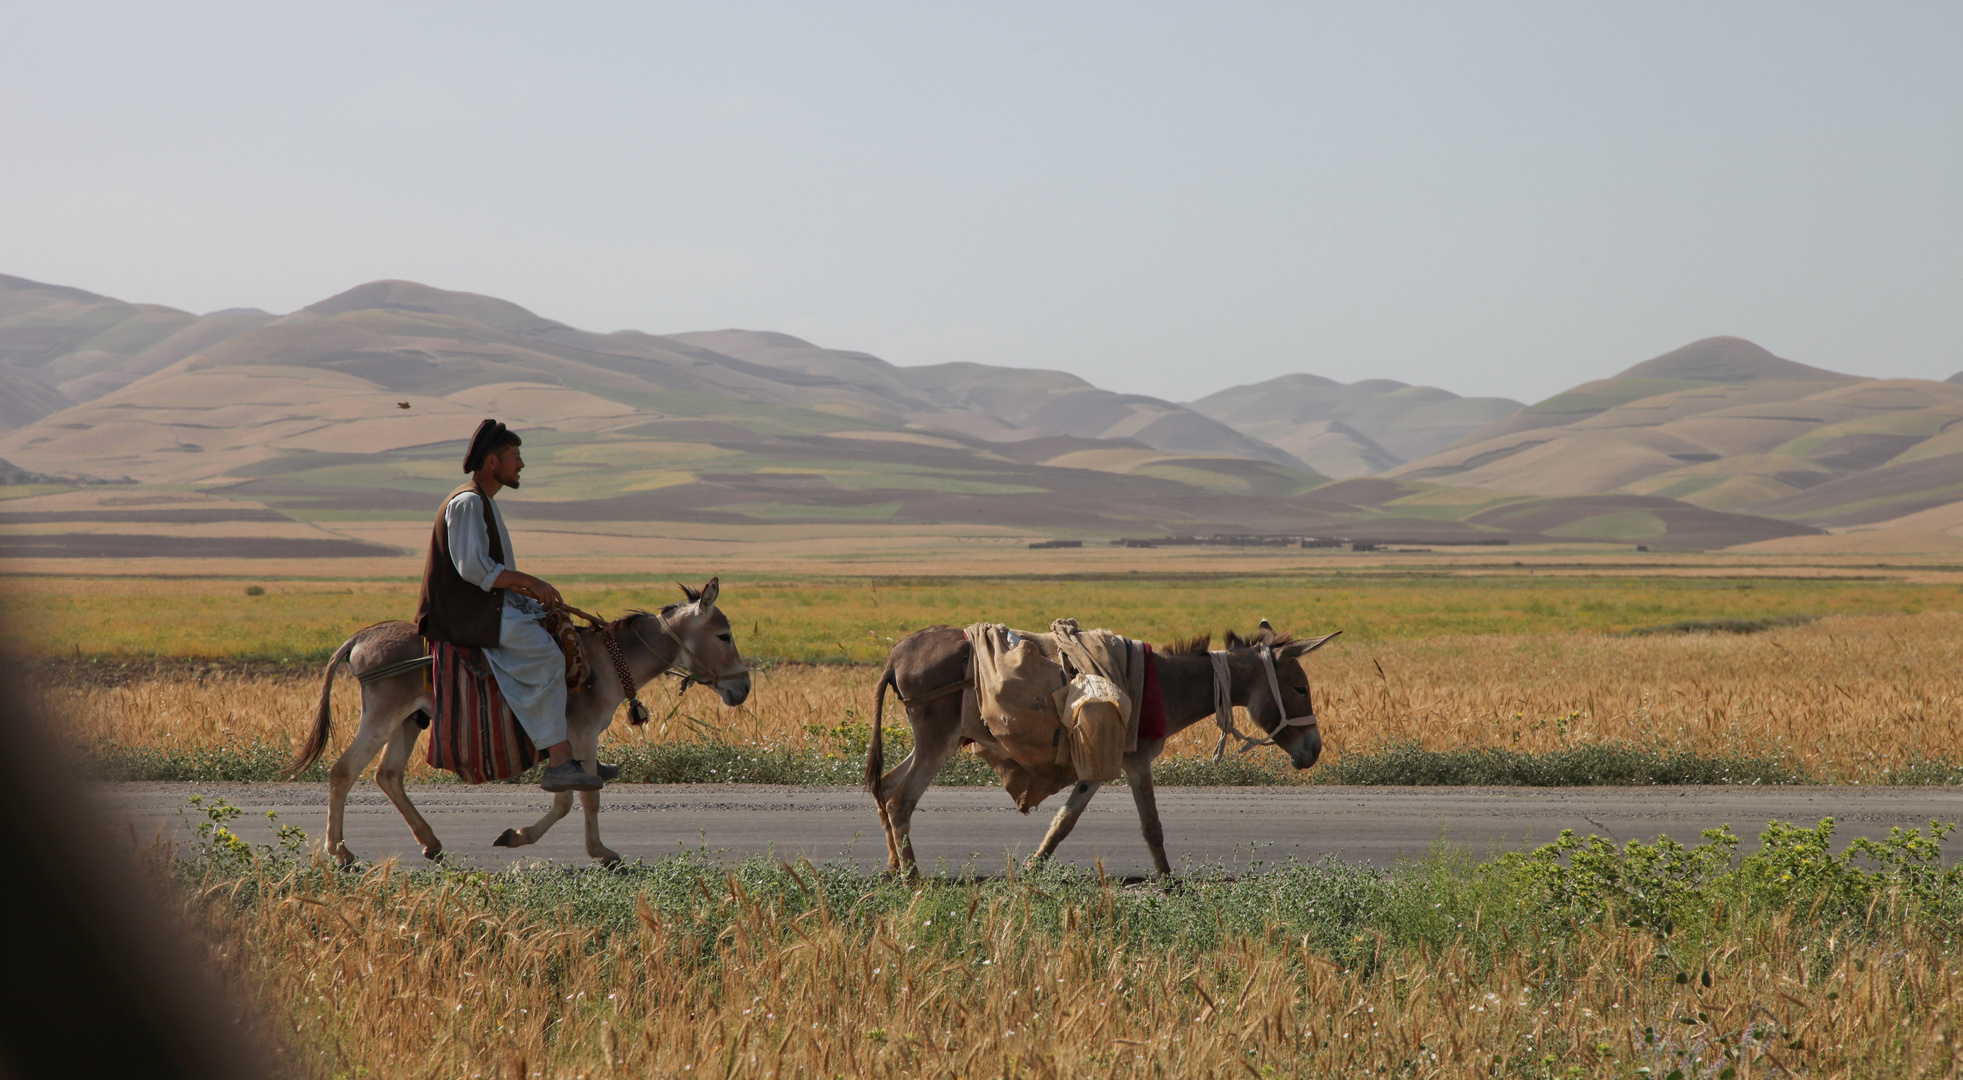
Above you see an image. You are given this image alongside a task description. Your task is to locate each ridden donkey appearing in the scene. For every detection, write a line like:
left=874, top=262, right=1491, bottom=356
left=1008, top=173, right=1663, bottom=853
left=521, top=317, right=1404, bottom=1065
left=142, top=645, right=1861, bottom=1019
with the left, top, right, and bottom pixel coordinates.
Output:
left=865, top=624, right=1336, bottom=877
left=285, top=579, right=750, bottom=866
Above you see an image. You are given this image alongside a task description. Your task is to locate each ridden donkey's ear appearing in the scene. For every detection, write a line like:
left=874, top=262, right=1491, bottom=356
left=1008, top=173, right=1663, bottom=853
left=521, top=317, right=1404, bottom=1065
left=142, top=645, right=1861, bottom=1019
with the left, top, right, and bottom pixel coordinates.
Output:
left=698, top=576, right=719, bottom=608
left=1281, top=631, right=1341, bottom=659
left=677, top=581, right=701, bottom=604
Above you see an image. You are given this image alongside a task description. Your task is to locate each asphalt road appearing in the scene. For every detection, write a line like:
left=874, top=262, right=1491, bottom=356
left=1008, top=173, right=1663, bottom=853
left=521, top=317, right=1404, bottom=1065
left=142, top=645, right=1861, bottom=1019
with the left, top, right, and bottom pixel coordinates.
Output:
left=98, top=782, right=1963, bottom=876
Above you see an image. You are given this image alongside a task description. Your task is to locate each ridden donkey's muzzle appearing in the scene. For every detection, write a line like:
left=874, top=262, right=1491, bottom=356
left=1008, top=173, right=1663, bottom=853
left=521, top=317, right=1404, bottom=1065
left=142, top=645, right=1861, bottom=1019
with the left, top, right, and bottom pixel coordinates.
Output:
left=714, top=672, right=752, bottom=707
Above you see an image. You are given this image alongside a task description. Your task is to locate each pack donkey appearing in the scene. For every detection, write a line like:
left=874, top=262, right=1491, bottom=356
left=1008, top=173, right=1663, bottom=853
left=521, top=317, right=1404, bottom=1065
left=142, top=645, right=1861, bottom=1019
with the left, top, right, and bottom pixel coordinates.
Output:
left=285, top=578, right=750, bottom=866
left=865, top=623, right=1337, bottom=877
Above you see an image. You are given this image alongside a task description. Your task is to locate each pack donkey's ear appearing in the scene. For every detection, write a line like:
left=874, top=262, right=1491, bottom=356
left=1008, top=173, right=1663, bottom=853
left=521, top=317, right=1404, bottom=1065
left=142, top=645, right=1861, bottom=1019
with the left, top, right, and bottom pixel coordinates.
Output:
left=698, top=576, right=719, bottom=608
left=1280, top=631, right=1341, bottom=659
left=677, top=581, right=701, bottom=604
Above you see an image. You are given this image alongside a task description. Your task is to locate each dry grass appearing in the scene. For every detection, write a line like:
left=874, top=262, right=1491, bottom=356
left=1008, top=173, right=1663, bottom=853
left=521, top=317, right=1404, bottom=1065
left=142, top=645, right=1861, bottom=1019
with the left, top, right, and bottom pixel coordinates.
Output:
left=1313, top=612, right=1963, bottom=782
left=48, top=612, right=1963, bottom=782
left=188, top=854, right=1963, bottom=1079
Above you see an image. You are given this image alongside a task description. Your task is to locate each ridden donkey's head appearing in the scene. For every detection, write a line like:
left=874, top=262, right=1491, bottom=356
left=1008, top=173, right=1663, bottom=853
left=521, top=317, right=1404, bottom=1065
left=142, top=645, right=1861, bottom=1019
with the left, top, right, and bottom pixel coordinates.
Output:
left=653, top=577, right=752, bottom=706
left=1219, top=625, right=1341, bottom=769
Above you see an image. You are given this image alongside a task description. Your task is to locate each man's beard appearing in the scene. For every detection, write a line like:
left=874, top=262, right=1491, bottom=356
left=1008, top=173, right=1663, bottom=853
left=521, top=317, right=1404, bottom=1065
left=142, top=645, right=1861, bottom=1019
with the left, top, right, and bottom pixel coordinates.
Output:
left=502, top=475, right=521, bottom=489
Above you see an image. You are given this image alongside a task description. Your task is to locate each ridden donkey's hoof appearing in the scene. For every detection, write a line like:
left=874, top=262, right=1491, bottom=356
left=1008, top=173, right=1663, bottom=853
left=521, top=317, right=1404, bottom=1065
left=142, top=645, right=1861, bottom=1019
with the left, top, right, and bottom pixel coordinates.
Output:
left=493, top=828, right=521, bottom=848
left=422, top=843, right=444, bottom=861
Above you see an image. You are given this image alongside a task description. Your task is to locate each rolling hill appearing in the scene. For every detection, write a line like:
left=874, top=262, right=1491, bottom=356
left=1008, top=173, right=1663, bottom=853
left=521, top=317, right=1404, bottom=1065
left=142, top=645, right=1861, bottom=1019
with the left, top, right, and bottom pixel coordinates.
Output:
left=0, top=275, right=1836, bottom=555
left=1186, top=374, right=1524, bottom=478
left=1383, top=337, right=1963, bottom=539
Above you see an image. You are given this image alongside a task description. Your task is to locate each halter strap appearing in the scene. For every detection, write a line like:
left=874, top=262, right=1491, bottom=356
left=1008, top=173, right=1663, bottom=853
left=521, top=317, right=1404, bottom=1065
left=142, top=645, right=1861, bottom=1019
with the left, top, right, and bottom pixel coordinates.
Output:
left=620, top=609, right=751, bottom=688
left=1207, top=645, right=1317, bottom=760
left=551, top=603, right=749, bottom=724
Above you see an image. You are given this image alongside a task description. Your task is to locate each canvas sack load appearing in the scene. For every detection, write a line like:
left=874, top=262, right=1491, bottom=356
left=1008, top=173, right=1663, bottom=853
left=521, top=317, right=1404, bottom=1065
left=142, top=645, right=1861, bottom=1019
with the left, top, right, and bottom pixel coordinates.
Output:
left=1053, top=672, right=1130, bottom=781
left=962, top=621, right=1143, bottom=808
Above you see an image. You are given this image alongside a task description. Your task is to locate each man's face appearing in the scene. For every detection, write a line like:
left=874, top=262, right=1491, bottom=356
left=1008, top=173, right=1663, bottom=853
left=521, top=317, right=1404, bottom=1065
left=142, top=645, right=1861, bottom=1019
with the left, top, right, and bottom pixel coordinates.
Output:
left=486, top=445, right=524, bottom=489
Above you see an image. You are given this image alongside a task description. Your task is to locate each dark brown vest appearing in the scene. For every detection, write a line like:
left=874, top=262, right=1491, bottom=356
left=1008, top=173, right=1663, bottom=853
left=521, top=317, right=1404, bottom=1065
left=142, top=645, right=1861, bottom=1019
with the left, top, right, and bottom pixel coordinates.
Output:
left=415, top=481, right=507, bottom=648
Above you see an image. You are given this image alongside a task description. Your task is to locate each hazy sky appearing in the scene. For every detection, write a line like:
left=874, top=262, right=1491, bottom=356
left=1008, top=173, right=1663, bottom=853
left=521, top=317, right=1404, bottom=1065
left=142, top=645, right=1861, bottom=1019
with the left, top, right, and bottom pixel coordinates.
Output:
left=3, top=3, right=1958, bottom=403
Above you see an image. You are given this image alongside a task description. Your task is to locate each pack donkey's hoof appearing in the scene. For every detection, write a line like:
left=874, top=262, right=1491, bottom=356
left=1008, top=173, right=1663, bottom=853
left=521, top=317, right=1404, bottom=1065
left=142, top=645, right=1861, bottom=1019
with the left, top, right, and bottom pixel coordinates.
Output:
left=422, top=844, right=444, bottom=861
left=493, top=828, right=521, bottom=848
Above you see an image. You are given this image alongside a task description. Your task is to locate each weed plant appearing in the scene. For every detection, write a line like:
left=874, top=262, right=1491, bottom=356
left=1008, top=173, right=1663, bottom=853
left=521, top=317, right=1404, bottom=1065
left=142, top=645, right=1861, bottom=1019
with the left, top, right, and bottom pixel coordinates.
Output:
left=1314, top=741, right=1805, bottom=786
left=177, top=803, right=1963, bottom=1078
left=1624, top=614, right=1820, bottom=637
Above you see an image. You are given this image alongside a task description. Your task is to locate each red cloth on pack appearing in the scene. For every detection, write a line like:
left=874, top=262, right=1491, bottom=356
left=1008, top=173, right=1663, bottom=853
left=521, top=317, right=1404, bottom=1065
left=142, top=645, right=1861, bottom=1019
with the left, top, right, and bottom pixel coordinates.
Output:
left=1138, top=644, right=1166, bottom=741
left=427, top=640, right=538, bottom=784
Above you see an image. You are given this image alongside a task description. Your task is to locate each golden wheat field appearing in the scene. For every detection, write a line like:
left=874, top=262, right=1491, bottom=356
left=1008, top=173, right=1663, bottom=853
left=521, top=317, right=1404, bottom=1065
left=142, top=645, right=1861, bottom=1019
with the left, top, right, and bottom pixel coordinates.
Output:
left=56, top=612, right=1963, bottom=781
left=188, top=856, right=1963, bottom=1079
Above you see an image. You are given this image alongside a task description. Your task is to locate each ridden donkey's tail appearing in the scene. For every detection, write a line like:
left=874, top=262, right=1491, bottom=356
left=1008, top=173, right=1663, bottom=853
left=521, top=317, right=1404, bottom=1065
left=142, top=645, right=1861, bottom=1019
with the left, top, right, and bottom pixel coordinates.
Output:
left=864, top=663, right=898, bottom=794
left=283, top=634, right=358, bottom=780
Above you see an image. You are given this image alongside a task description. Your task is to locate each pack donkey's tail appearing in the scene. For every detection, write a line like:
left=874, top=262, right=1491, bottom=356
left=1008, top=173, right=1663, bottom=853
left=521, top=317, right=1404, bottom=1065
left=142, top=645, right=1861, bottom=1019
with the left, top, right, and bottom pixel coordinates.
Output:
left=864, top=663, right=898, bottom=794
left=283, top=634, right=359, bottom=780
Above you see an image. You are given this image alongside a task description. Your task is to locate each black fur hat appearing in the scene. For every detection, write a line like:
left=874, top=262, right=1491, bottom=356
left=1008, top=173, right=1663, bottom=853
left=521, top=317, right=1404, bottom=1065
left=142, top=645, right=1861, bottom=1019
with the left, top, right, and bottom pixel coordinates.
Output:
left=462, top=419, right=520, bottom=473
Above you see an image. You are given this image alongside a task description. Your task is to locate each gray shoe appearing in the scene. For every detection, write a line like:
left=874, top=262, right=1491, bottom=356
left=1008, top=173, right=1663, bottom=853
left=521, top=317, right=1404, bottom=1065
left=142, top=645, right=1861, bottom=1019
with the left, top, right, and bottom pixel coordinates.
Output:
left=540, top=759, right=604, bottom=793
left=595, top=761, right=621, bottom=782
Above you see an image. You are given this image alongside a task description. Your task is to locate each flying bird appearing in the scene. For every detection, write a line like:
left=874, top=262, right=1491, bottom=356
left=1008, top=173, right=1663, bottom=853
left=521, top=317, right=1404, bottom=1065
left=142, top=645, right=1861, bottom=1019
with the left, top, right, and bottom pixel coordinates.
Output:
left=397, top=402, right=412, bottom=409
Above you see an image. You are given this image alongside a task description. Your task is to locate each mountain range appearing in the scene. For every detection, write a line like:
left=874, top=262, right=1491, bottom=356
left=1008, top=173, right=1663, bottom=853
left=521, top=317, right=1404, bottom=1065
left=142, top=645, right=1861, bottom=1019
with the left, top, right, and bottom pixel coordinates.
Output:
left=0, top=270, right=1954, bottom=557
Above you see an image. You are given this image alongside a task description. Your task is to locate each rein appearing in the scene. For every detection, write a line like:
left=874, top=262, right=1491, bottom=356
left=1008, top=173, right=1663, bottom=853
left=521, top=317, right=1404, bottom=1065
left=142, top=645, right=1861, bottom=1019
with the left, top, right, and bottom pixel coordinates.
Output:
left=1207, top=645, right=1317, bottom=760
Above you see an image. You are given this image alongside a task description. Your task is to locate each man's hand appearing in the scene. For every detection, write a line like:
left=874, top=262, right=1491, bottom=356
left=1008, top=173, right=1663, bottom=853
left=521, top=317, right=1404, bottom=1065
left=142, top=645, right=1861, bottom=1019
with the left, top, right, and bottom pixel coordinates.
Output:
left=493, top=570, right=562, bottom=609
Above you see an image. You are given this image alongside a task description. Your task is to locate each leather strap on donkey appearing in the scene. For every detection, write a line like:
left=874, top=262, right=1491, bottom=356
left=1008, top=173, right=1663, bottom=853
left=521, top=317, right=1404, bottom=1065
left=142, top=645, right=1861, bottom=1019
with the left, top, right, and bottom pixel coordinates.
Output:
left=356, top=653, right=434, bottom=686
left=551, top=602, right=651, bottom=726
left=897, top=678, right=974, bottom=706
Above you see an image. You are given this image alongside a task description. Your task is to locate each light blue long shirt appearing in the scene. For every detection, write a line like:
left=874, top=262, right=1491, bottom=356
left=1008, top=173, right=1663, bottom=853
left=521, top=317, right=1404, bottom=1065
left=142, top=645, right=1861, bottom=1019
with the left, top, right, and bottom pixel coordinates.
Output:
left=446, top=491, right=567, bottom=748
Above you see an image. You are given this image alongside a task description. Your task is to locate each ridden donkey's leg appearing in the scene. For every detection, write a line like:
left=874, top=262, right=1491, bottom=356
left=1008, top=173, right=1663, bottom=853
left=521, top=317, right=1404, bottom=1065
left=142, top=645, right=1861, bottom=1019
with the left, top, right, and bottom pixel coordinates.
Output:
left=325, top=705, right=395, bottom=867
left=884, top=706, right=964, bottom=878
left=577, top=788, right=619, bottom=865
left=566, top=719, right=620, bottom=865
left=1028, top=780, right=1104, bottom=867
left=1122, top=746, right=1174, bottom=877
left=493, top=791, right=574, bottom=850
left=374, top=716, right=442, bottom=860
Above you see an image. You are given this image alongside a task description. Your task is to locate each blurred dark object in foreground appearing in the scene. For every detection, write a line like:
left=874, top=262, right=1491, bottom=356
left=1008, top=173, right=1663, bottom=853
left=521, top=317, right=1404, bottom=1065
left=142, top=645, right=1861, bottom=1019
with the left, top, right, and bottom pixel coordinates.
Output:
left=0, top=666, right=269, bottom=1079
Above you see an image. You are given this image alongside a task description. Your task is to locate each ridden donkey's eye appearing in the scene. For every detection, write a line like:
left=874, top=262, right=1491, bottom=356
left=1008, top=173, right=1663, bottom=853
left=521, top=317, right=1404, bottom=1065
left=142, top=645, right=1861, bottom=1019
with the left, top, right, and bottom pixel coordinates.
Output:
left=717, top=633, right=733, bottom=643
left=1293, top=686, right=1308, bottom=696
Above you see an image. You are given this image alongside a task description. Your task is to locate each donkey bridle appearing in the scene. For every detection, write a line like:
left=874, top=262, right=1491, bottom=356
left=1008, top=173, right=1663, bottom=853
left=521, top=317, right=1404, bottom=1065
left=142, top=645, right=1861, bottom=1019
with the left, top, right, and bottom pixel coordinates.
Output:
left=555, top=603, right=749, bottom=725
left=1208, top=644, right=1317, bottom=759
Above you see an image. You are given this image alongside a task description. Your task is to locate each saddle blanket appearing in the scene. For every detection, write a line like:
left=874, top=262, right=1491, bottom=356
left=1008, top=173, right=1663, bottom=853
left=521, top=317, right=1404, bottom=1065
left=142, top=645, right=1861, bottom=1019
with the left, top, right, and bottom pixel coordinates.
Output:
left=427, top=640, right=538, bottom=784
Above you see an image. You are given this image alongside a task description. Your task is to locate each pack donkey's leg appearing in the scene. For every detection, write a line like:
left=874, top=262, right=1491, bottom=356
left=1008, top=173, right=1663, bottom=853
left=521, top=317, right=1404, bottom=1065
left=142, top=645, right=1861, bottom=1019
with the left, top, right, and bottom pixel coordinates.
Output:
left=373, top=706, right=442, bottom=861
left=1028, top=780, right=1105, bottom=866
left=881, top=701, right=964, bottom=877
left=1121, top=743, right=1173, bottom=877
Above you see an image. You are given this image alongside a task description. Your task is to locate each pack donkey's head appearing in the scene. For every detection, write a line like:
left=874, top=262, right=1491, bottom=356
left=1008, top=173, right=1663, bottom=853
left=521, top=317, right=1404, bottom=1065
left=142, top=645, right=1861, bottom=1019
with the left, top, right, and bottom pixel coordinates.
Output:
left=658, top=577, right=751, bottom=706
left=1218, top=625, right=1341, bottom=769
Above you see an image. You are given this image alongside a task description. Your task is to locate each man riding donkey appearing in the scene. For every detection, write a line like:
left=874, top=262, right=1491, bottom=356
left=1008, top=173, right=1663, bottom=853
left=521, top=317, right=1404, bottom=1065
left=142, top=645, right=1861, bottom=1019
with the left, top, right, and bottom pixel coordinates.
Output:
left=414, top=418, right=615, bottom=793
